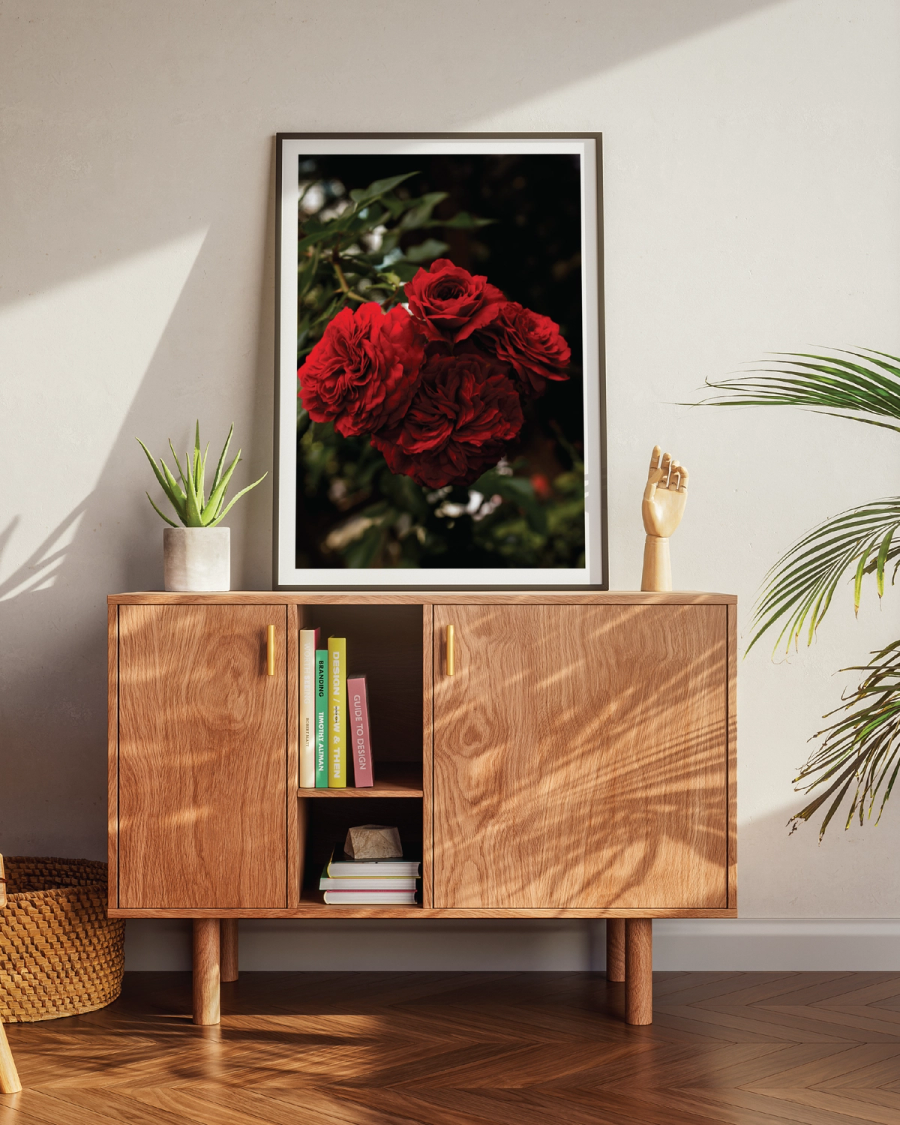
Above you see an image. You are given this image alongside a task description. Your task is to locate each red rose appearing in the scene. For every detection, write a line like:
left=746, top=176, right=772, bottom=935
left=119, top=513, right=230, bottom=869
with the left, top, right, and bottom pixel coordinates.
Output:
left=372, top=353, right=523, bottom=489
left=298, top=302, right=425, bottom=437
left=405, top=258, right=506, bottom=345
left=478, top=301, right=571, bottom=395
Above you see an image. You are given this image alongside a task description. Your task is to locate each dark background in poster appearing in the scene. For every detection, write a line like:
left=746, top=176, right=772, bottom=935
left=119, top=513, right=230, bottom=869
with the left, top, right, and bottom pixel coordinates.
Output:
left=296, top=152, right=586, bottom=570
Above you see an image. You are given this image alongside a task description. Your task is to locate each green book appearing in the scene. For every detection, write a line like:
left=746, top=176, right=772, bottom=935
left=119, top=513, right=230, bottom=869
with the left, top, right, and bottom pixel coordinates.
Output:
left=315, top=649, right=328, bottom=788
left=328, top=636, right=346, bottom=787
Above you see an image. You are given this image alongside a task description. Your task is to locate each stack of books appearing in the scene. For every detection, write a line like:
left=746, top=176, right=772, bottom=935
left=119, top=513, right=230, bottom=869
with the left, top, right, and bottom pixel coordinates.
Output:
left=319, top=846, right=421, bottom=905
left=299, top=630, right=374, bottom=789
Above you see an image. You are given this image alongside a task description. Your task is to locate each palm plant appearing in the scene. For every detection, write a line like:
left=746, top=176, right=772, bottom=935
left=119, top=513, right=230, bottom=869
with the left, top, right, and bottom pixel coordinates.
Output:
left=138, top=422, right=266, bottom=528
left=703, top=350, right=900, bottom=836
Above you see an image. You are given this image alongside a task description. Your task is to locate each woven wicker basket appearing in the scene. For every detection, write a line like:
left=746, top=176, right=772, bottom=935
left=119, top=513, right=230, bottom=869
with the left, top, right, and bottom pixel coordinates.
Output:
left=0, top=855, right=125, bottom=1023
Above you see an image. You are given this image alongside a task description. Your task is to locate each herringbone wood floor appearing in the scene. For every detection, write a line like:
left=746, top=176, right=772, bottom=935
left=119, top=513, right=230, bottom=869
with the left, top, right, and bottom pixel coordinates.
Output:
left=2, top=971, right=900, bottom=1123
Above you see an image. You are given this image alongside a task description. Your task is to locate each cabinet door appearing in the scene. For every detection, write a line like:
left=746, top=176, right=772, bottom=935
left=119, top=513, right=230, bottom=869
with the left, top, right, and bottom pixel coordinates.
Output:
left=433, top=604, right=729, bottom=909
left=117, top=604, right=287, bottom=909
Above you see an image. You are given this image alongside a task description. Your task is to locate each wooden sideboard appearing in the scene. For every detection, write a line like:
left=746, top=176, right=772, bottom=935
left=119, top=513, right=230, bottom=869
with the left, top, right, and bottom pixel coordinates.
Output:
left=108, top=591, right=736, bottom=1026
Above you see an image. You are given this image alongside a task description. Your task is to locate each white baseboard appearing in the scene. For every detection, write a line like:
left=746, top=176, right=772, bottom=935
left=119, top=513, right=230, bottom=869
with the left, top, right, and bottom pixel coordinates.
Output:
left=123, top=918, right=900, bottom=973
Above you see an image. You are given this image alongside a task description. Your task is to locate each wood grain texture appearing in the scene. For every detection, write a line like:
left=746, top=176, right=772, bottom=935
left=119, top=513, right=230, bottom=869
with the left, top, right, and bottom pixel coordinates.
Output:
left=625, top=918, right=653, bottom=1025
left=220, top=919, right=238, bottom=983
left=110, top=592, right=735, bottom=921
left=107, top=604, right=118, bottom=907
left=110, top=590, right=737, bottom=605
left=191, top=919, right=220, bottom=1025
left=286, top=604, right=300, bottom=909
left=606, top=918, right=625, bottom=982
left=109, top=904, right=738, bottom=918
left=5, top=970, right=897, bottom=1123
left=297, top=762, right=423, bottom=797
left=117, top=604, right=288, bottom=910
left=423, top=603, right=434, bottom=909
left=433, top=604, right=729, bottom=910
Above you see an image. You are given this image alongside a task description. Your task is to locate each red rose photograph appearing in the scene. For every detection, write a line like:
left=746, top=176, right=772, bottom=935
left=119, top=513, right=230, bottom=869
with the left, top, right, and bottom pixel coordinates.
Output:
left=277, top=137, right=605, bottom=586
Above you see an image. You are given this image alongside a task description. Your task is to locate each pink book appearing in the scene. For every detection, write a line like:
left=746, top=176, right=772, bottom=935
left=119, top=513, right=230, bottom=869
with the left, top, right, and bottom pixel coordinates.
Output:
left=347, top=674, right=374, bottom=787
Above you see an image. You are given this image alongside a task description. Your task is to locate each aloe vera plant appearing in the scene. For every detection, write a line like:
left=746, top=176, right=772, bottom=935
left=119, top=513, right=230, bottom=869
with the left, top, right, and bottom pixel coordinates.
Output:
left=703, top=349, right=900, bottom=836
left=138, top=423, right=266, bottom=528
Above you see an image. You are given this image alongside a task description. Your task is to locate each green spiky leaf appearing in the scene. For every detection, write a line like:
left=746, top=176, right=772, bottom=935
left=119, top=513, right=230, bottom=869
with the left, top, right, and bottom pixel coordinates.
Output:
left=790, top=641, right=900, bottom=839
left=139, top=424, right=266, bottom=529
left=206, top=473, right=267, bottom=527
left=145, top=492, right=179, bottom=527
left=210, top=424, right=234, bottom=494
left=701, top=349, right=900, bottom=433
left=747, top=500, right=900, bottom=654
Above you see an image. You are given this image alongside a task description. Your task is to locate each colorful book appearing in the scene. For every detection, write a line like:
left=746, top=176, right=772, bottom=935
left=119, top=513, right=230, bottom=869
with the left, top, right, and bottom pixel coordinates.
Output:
left=298, top=628, right=319, bottom=787
left=314, top=649, right=328, bottom=788
left=325, top=846, right=420, bottom=879
left=323, top=890, right=417, bottom=905
left=327, top=637, right=347, bottom=787
left=347, top=674, right=374, bottom=788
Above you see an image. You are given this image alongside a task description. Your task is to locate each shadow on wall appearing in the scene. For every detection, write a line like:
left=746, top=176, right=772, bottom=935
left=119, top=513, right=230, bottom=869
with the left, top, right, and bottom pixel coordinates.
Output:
left=0, top=165, right=276, bottom=859
left=0, top=0, right=790, bottom=309
left=0, top=0, right=787, bottom=859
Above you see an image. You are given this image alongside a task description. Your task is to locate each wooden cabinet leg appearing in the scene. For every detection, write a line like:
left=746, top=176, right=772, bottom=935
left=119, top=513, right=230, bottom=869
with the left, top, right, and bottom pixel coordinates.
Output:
left=192, top=918, right=221, bottom=1026
left=606, top=919, right=626, bottom=982
left=625, top=918, right=653, bottom=1026
left=0, top=1020, right=22, bottom=1094
left=221, top=919, right=239, bottom=982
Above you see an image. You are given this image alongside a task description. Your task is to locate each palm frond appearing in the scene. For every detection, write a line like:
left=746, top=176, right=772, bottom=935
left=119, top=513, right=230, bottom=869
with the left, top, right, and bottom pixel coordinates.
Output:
left=748, top=499, right=900, bottom=653
left=701, top=349, right=900, bottom=432
left=790, top=640, right=900, bottom=839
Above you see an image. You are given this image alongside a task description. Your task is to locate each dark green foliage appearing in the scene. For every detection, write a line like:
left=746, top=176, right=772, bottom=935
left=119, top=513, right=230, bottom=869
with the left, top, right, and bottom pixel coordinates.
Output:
left=791, top=641, right=900, bottom=839
left=295, top=409, right=585, bottom=572
left=296, top=171, right=492, bottom=364
left=294, top=168, right=585, bottom=572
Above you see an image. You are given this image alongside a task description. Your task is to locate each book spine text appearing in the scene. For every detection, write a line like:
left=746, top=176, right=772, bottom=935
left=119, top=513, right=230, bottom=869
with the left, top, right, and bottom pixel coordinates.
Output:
left=347, top=674, right=374, bottom=787
left=315, top=649, right=328, bottom=788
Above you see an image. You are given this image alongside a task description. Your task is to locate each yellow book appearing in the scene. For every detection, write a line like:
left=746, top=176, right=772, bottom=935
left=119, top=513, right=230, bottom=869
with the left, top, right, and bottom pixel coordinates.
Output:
left=328, top=636, right=346, bottom=787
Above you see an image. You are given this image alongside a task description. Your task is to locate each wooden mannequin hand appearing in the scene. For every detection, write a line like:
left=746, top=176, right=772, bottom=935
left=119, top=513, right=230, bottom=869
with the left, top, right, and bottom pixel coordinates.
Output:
left=642, top=445, right=688, bottom=539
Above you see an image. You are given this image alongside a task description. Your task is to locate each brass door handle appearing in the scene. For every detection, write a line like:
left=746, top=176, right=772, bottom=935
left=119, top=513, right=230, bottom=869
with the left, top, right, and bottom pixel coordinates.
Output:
left=266, top=625, right=276, bottom=676
left=446, top=624, right=455, bottom=676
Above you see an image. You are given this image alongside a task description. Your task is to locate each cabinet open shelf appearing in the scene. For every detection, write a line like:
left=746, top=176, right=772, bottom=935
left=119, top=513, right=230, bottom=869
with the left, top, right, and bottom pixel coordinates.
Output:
left=298, top=762, right=423, bottom=798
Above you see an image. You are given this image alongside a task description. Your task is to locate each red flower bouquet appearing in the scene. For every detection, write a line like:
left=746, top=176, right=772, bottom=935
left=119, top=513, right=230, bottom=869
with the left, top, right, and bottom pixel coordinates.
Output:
left=478, top=301, right=571, bottom=397
left=298, top=260, right=570, bottom=489
left=372, top=353, right=523, bottom=489
left=404, top=258, right=505, bottom=345
left=299, top=303, right=425, bottom=437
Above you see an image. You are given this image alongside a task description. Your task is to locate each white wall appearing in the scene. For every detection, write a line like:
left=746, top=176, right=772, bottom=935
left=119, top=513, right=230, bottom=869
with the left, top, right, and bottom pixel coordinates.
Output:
left=2, top=0, right=899, bottom=971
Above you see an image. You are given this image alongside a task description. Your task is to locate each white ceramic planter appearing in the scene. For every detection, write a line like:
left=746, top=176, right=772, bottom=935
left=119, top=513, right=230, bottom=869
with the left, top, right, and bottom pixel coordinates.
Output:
left=163, top=527, right=230, bottom=592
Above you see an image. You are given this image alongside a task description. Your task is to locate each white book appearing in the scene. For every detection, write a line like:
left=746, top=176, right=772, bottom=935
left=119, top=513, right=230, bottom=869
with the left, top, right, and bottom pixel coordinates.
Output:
left=319, top=876, right=419, bottom=890
left=323, top=890, right=417, bottom=905
left=325, top=846, right=421, bottom=879
left=299, top=629, right=318, bottom=787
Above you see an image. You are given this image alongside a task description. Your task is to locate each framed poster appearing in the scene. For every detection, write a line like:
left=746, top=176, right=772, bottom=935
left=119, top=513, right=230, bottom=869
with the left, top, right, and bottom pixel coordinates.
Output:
left=275, top=133, right=606, bottom=588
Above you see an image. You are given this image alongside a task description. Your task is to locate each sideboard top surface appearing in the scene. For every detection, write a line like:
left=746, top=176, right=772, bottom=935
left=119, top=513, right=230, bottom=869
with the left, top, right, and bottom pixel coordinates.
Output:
left=109, top=590, right=737, bottom=606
